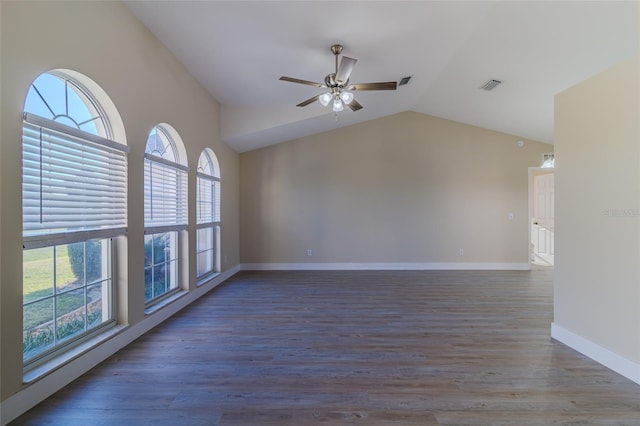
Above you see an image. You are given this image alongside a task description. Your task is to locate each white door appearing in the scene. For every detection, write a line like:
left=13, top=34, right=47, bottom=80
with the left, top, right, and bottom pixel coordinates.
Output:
left=532, top=172, right=554, bottom=266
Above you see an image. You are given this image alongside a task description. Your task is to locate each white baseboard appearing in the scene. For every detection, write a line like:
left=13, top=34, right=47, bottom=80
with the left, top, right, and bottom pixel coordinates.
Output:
left=241, top=262, right=530, bottom=271
left=551, top=322, right=640, bottom=385
left=0, top=265, right=241, bottom=426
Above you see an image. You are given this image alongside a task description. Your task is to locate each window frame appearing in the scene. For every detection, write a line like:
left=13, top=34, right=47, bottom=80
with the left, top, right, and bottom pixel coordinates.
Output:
left=21, top=71, right=127, bottom=371
left=196, top=149, right=221, bottom=282
left=143, top=230, right=181, bottom=306
left=22, top=239, right=118, bottom=369
left=143, top=124, right=188, bottom=307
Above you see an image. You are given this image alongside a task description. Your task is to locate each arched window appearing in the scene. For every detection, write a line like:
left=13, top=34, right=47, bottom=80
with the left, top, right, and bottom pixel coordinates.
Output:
left=22, top=70, right=127, bottom=366
left=143, top=124, right=188, bottom=304
left=196, top=148, right=221, bottom=280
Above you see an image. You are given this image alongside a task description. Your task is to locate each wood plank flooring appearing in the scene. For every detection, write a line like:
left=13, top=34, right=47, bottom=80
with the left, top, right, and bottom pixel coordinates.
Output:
left=11, top=270, right=640, bottom=425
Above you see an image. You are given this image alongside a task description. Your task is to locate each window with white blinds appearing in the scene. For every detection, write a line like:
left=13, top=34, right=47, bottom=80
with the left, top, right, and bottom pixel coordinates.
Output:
left=22, top=70, right=124, bottom=368
left=196, top=148, right=220, bottom=279
left=22, top=113, right=128, bottom=246
left=144, top=154, right=188, bottom=231
left=143, top=124, right=187, bottom=303
left=196, top=147, right=220, bottom=226
left=196, top=174, right=220, bottom=225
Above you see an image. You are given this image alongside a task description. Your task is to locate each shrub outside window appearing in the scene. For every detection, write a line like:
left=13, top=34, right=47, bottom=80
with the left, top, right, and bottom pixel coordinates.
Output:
left=144, top=232, right=178, bottom=301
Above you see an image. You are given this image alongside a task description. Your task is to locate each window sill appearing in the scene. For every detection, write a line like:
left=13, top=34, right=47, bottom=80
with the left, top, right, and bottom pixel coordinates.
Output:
left=23, top=324, right=128, bottom=384
left=197, top=272, right=221, bottom=287
left=144, top=290, right=188, bottom=315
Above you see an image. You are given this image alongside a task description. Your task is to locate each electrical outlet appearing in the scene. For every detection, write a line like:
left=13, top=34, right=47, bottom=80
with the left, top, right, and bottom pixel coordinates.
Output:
left=508, top=212, right=514, bottom=220
left=459, top=249, right=464, bottom=256
left=307, top=249, right=312, bottom=256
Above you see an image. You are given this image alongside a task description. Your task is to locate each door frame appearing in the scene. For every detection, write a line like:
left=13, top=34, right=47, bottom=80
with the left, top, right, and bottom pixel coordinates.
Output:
left=528, top=167, right=555, bottom=269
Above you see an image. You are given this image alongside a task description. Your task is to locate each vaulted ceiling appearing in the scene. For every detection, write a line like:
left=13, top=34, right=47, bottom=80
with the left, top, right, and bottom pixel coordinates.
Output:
left=125, top=1, right=638, bottom=153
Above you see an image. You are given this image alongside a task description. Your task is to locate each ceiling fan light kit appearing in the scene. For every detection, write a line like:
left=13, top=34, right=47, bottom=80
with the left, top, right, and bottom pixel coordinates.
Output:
left=340, top=91, right=354, bottom=104
left=319, top=92, right=332, bottom=107
left=279, top=44, right=398, bottom=113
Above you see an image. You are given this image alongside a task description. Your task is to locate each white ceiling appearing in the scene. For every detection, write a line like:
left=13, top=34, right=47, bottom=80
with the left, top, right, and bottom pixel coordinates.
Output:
left=125, top=1, right=638, bottom=153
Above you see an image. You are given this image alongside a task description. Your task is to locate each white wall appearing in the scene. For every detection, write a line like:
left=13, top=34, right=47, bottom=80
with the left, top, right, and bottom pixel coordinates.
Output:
left=240, top=112, right=551, bottom=269
left=0, top=1, right=240, bottom=422
left=552, top=56, right=640, bottom=383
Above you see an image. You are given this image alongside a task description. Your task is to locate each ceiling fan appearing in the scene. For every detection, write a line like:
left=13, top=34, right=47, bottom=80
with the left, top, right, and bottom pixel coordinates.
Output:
left=279, top=44, right=397, bottom=112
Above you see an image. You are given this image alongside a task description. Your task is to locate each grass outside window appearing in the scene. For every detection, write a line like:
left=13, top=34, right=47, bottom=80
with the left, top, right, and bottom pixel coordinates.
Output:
left=23, top=240, right=112, bottom=362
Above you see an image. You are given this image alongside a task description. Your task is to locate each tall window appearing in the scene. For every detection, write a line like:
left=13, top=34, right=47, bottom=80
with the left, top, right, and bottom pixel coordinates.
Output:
left=144, top=124, right=187, bottom=304
left=196, top=148, right=221, bottom=280
left=22, top=71, right=127, bottom=366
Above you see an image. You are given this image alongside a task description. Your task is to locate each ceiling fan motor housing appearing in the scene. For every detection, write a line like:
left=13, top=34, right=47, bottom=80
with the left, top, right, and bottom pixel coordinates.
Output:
left=324, top=73, right=347, bottom=90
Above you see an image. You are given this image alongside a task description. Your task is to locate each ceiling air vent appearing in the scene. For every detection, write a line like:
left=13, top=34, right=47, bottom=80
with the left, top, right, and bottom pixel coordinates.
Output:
left=480, top=79, right=502, bottom=91
left=399, top=76, right=412, bottom=86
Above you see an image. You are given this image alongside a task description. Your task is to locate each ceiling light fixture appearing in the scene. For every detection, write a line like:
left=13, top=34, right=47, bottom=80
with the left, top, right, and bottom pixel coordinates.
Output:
left=340, top=91, right=354, bottom=104
left=317, top=87, right=354, bottom=112
left=319, top=92, right=332, bottom=107
left=332, top=97, right=344, bottom=112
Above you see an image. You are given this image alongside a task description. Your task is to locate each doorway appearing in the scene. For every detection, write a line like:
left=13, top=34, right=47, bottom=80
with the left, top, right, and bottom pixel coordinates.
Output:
left=529, top=168, right=554, bottom=267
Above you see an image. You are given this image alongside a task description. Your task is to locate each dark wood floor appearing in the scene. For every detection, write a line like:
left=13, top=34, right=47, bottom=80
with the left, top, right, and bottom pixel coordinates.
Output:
left=12, top=270, right=640, bottom=425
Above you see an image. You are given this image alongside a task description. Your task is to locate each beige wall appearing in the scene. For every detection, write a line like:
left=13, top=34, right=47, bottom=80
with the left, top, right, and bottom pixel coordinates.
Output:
left=0, top=0, right=240, bottom=410
left=554, top=57, right=640, bottom=363
left=240, top=111, right=550, bottom=266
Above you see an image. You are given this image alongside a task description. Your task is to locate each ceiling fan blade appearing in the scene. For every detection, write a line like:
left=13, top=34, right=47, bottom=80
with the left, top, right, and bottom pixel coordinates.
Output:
left=347, top=99, right=363, bottom=111
left=279, top=76, right=325, bottom=88
left=296, top=94, right=321, bottom=107
left=348, top=81, right=398, bottom=91
left=335, top=56, right=357, bottom=84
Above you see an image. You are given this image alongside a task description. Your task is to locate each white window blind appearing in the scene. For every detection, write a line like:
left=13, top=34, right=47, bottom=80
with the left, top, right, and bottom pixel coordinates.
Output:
left=22, top=113, right=128, bottom=242
left=196, top=173, right=220, bottom=225
left=144, top=154, right=188, bottom=230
